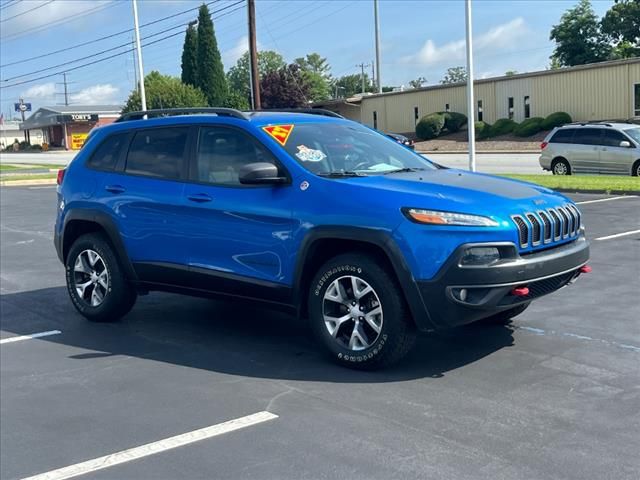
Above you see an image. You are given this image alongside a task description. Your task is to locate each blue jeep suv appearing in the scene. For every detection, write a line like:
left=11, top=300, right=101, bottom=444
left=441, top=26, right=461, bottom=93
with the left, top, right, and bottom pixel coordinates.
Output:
left=55, top=108, right=590, bottom=369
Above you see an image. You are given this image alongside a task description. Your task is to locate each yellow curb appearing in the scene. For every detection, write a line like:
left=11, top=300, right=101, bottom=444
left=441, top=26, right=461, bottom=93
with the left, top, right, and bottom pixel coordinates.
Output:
left=0, top=178, right=57, bottom=186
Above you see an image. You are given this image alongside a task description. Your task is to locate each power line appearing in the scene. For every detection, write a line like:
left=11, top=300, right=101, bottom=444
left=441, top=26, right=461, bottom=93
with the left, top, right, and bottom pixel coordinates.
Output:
left=1, top=1, right=219, bottom=66
left=0, top=0, right=21, bottom=12
left=1, top=2, right=245, bottom=89
left=0, top=0, right=54, bottom=23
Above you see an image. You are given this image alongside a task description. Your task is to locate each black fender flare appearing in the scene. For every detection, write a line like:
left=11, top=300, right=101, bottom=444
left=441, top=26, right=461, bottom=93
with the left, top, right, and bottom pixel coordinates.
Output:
left=292, top=226, right=435, bottom=331
left=61, top=209, right=138, bottom=281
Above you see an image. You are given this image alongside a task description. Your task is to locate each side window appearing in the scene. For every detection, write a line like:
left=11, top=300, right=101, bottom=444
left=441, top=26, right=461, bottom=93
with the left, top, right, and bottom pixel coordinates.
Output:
left=373, top=111, right=378, bottom=129
left=524, top=96, right=530, bottom=119
left=195, top=127, right=279, bottom=186
left=413, top=106, right=419, bottom=124
left=86, top=133, right=128, bottom=171
left=125, top=127, right=188, bottom=179
left=550, top=128, right=576, bottom=144
left=508, top=97, right=514, bottom=120
left=601, top=129, right=627, bottom=147
left=477, top=100, right=483, bottom=122
left=573, top=128, right=602, bottom=146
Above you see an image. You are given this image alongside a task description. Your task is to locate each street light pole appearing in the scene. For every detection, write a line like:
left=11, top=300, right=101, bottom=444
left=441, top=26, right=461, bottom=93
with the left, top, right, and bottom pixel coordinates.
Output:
left=374, top=0, right=382, bottom=93
left=132, top=0, right=147, bottom=115
left=465, top=0, right=476, bottom=172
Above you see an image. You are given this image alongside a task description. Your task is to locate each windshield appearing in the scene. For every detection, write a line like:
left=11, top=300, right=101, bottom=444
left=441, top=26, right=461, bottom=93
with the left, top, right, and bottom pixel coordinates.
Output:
left=275, top=122, right=435, bottom=176
left=623, top=127, right=640, bottom=144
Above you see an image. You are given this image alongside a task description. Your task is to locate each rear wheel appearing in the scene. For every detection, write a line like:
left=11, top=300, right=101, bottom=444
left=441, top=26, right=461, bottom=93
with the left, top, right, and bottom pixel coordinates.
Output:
left=477, top=302, right=530, bottom=325
left=632, top=160, right=640, bottom=177
left=65, top=233, right=136, bottom=322
left=552, top=158, right=571, bottom=175
left=308, top=254, right=416, bottom=370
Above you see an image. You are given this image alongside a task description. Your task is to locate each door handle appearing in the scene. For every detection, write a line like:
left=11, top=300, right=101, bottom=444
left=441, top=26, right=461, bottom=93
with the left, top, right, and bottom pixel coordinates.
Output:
left=187, top=193, right=213, bottom=203
left=105, top=185, right=125, bottom=194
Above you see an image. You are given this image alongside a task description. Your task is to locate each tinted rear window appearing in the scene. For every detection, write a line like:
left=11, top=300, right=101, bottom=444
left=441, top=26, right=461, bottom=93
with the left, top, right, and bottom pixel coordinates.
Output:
left=550, top=128, right=575, bottom=144
left=86, top=133, right=128, bottom=171
left=125, top=127, right=188, bottom=179
left=573, top=128, right=602, bottom=145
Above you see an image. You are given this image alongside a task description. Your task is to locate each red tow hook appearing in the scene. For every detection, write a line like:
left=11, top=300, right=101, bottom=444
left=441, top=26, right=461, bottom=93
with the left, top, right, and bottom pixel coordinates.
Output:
left=579, top=265, right=592, bottom=274
left=511, top=286, right=530, bottom=297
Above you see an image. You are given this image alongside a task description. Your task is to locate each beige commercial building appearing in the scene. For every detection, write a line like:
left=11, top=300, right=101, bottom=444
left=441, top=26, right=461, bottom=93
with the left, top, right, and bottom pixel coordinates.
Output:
left=317, top=58, right=640, bottom=135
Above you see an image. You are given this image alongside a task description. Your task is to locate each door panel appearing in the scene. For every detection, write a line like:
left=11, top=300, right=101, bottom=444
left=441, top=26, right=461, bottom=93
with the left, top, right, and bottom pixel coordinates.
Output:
left=183, top=126, right=297, bottom=286
left=568, top=129, right=602, bottom=173
left=598, top=130, right=635, bottom=174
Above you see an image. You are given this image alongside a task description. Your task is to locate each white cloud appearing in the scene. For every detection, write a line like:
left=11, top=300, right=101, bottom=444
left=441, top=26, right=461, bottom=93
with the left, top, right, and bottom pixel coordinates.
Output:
left=70, top=84, right=120, bottom=105
left=223, top=36, right=250, bottom=69
left=401, top=18, right=528, bottom=66
left=22, top=83, right=56, bottom=100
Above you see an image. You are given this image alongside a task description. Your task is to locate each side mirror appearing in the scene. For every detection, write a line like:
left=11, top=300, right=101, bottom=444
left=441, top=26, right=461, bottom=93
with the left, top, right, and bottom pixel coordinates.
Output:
left=619, top=140, right=631, bottom=148
left=238, top=162, right=288, bottom=185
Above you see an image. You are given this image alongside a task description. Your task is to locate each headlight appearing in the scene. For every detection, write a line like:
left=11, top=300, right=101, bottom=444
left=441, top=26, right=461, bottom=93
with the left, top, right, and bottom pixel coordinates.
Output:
left=460, top=247, right=500, bottom=266
left=403, top=208, right=499, bottom=227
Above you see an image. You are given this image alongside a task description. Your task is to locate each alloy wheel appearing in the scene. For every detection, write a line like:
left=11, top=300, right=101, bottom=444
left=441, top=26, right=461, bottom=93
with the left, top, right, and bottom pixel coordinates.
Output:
left=73, top=249, right=109, bottom=307
left=322, top=275, right=383, bottom=351
left=553, top=162, right=568, bottom=175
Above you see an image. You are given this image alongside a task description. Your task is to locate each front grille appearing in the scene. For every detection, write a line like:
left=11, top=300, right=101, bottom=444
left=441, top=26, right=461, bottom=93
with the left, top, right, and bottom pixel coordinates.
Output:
left=498, top=270, right=579, bottom=306
left=511, top=204, right=581, bottom=249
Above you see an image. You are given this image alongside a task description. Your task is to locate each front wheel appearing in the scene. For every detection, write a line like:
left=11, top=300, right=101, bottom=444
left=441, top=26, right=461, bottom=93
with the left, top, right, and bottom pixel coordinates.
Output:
left=308, top=254, right=416, bottom=370
left=65, top=233, right=137, bottom=322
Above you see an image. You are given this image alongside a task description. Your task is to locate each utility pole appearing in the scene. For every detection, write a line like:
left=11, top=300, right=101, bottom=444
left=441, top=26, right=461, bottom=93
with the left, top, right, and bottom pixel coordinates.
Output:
left=374, top=0, right=382, bottom=93
left=465, top=0, right=476, bottom=172
left=248, top=0, right=260, bottom=109
left=63, top=73, right=69, bottom=106
left=132, top=0, right=147, bottom=114
left=356, top=62, right=371, bottom=94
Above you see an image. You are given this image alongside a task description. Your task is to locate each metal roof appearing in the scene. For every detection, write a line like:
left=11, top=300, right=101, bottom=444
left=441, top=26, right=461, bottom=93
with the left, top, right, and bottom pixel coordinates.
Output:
left=19, top=105, right=122, bottom=130
left=39, top=105, right=122, bottom=114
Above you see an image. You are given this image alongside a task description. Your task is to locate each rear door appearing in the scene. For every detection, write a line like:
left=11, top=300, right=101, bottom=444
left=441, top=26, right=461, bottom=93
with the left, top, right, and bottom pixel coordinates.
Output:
left=101, top=126, right=193, bottom=276
left=568, top=128, right=602, bottom=173
left=182, top=125, right=297, bottom=299
left=598, top=129, right=635, bottom=174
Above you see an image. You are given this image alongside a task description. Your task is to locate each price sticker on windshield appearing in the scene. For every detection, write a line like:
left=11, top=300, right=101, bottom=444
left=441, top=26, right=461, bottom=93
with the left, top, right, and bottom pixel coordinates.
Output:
left=263, top=124, right=294, bottom=146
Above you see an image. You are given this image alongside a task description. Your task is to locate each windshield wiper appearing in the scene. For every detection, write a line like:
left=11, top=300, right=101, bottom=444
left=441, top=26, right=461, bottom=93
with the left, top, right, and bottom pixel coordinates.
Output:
left=317, top=171, right=367, bottom=177
left=383, top=167, right=427, bottom=174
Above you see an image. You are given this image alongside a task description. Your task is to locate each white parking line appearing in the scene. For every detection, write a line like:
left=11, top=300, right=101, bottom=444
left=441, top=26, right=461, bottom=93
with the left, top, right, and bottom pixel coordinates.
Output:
left=595, top=229, right=640, bottom=241
left=576, top=195, right=638, bottom=205
left=0, top=330, right=61, bottom=344
left=20, top=411, right=279, bottom=480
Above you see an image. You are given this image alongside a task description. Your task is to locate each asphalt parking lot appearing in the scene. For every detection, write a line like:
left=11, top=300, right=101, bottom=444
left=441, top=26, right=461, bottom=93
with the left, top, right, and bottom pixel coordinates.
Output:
left=1, top=187, right=639, bottom=480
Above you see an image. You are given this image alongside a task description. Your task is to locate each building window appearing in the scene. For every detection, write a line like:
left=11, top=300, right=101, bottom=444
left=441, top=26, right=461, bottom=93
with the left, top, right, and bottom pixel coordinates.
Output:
left=373, top=111, right=378, bottom=129
left=445, top=103, right=450, bottom=112
left=477, top=100, right=483, bottom=122
left=508, top=97, right=514, bottom=120
left=634, top=83, right=640, bottom=116
left=524, top=96, right=530, bottom=119
left=414, top=106, right=419, bottom=124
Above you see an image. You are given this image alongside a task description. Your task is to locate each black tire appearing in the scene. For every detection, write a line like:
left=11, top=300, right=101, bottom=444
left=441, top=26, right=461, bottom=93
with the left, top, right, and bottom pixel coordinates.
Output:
left=477, top=302, right=530, bottom=326
left=65, top=233, right=136, bottom=322
left=632, top=160, right=640, bottom=177
left=551, top=158, right=571, bottom=175
left=308, top=253, right=416, bottom=370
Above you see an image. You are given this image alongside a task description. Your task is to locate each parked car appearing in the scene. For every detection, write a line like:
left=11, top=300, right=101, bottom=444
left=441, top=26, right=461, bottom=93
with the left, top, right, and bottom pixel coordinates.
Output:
left=386, top=132, right=415, bottom=149
left=55, top=108, right=590, bottom=370
left=539, top=122, right=640, bottom=176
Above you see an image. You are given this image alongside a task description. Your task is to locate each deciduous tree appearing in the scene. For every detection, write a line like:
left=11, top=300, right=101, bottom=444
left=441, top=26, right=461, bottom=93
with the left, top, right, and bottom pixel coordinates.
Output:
left=260, top=64, right=311, bottom=108
left=440, top=67, right=467, bottom=84
left=122, top=71, right=208, bottom=113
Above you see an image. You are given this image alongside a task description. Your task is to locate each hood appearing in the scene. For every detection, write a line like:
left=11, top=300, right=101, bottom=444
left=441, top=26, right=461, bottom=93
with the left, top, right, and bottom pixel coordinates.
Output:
left=337, top=169, right=569, bottom=215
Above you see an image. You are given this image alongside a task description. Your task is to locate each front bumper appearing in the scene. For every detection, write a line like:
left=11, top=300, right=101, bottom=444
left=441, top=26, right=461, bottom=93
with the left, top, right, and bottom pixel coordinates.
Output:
left=416, top=235, right=590, bottom=329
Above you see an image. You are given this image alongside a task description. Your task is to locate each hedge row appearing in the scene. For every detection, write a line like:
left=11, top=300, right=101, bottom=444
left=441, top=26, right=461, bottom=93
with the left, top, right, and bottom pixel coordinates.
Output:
left=415, top=111, right=468, bottom=140
left=473, top=111, right=572, bottom=139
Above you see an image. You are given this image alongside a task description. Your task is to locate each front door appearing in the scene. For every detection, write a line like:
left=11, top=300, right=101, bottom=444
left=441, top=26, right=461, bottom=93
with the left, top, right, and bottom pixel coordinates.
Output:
left=598, top=129, right=635, bottom=174
left=182, top=125, right=297, bottom=302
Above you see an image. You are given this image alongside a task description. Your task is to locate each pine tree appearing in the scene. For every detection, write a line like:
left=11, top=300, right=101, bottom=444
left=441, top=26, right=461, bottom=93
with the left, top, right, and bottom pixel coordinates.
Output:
left=181, top=25, right=198, bottom=87
left=196, top=3, right=228, bottom=105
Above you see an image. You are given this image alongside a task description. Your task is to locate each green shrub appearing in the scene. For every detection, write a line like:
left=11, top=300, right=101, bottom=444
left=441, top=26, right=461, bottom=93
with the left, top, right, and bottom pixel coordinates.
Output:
left=416, top=113, right=446, bottom=140
left=490, top=118, right=518, bottom=136
left=29, top=144, right=43, bottom=151
left=513, top=117, right=544, bottom=137
left=541, top=111, right=572, bottom=130
left=475, top=121, right=493, bottom=140
left=437, top=111, right=468, bottom=133
left=18, top=141, right=30, bottom=151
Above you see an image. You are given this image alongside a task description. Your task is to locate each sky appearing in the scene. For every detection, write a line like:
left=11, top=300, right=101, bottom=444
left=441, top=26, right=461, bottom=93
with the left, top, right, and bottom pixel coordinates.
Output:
left=0, top=0, right=617, bottom=118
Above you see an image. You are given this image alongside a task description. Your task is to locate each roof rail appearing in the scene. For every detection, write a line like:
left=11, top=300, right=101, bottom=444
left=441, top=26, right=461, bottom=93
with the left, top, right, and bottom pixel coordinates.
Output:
left=567, top=121, right=612, bottom=127
left=115, top=107, right=250, bottom=123
left=251, top=108, right=344, bottom=119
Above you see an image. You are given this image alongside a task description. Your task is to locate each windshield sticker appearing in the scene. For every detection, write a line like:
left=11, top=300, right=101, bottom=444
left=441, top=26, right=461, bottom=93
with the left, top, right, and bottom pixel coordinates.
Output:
left=295, top=145, right=327, bottom=162
left=263, top=124, right=294, bottom=146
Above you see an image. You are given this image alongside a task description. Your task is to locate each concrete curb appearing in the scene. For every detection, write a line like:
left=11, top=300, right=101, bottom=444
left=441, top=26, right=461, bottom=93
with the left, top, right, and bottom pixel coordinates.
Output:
left=0, top=178, right=57, bottom=186
left=553, top=188, right=640, bottom=195
left=417, top=150, right=541, bottom=155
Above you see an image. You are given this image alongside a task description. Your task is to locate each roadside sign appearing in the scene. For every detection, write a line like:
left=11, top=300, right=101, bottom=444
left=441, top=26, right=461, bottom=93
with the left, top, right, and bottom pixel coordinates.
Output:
left=14, top=103, right=32, bottom=112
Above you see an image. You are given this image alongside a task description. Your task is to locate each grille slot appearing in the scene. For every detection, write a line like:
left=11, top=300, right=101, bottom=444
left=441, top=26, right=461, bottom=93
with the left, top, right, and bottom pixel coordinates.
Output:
left=512, top=215, right=529, bottom=247
left=538, top=211, right=552, bottom=243
left=557, top=208, right=570, bottom=237
left=526, top=213, right=541, bottom=245
left=567, top=204, right=581, bottom=234
left=548, top=209, right=561, bottom=240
